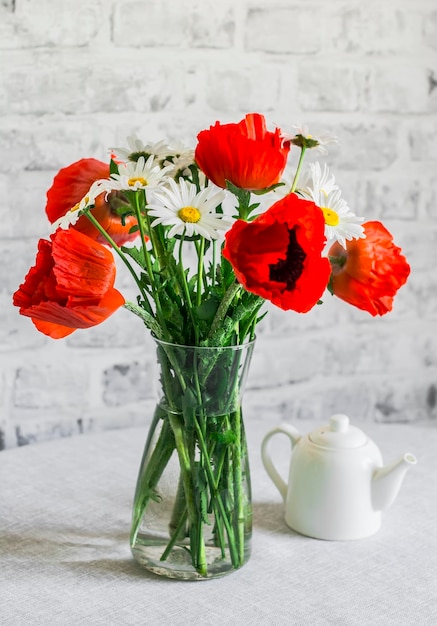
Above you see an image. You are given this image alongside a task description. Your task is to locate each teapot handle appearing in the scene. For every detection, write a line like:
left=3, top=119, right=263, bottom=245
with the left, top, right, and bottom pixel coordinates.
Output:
left=261, top=424, right=301, bottom=501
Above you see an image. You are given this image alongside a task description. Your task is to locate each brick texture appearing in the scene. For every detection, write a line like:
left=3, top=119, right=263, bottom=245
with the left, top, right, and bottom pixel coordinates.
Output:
left=1, top=0, right=436, bottom=449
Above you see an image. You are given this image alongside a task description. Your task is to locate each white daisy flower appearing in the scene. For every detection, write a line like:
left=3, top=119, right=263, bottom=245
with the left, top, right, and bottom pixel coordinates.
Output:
left=51, top=187, right=100, bottom=231
left=298, top=163, right=365, bottom=248
left=99, top=155, right=172, bottom=194
left=162, top=140, right=196, bottom=176
left=111, top=135, right=196, bottom=179
left=317, top=188, right=365, bottom=248
left=298, top=162, right=338, bottom=197
left=111, top=136, right=170, bottom=163
left=281, top=124, right=338, bottom=155
left=147, top=179, right=230, bottom=240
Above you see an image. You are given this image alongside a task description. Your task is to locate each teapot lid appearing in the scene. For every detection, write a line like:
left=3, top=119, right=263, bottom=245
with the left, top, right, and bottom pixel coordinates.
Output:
left=309, top=414, right=367, bottom=449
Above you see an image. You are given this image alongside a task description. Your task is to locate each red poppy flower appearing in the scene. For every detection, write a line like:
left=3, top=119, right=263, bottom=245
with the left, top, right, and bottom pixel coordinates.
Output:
left=13, top=229, right=125, bottom=339
left=194, top=113, right=290, bottom=190
left=223, top=194, right=331, bottom=312
left=45, top=158, right=138, bottom=246
left=328, top=221, right=410, bottom=316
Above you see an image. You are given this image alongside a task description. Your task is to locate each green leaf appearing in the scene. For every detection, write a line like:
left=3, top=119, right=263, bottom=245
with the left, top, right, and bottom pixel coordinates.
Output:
left=194, top=462, right=210, bottom=525
left=121, top=245, right=146, bottom=269
left=225, top=180, right=251, bottom=206
left=149, top=488, right=162, bottom=503
left=291, top=134, right=320, bottom=150
left=212, top=430, right=237, bottom=445
left=221, top=256, right=236, bottom=290
left=109, top=159, right=119, bottom=175
left=123, top=302, right=163, bottom=338
left=246, top=202, right=260, bottom=218
left=195, top=296, right=220, bottom=322
left=181, top=387, right=198, bottom=430
left=252, top=182, right=285, bottom=195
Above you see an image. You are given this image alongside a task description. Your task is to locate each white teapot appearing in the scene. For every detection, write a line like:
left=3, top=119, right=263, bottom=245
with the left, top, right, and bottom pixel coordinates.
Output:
left=261, top=414, right=417, bottom=540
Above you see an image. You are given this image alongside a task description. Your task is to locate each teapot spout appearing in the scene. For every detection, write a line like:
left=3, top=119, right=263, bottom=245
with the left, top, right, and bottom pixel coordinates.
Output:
left=372, top=453, right=417, bottom=512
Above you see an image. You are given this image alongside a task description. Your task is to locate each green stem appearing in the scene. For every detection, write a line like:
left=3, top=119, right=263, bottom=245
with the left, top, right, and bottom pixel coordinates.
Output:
left=132, top=192, right=170, bottom=338
left=168, top=412, right=207, bottom=576
left=192, top=413, right=239, bottom=568
left=196, top=237, right=206, bottom=308
left=123, top=301, right=163, bottom=338
left=160, top=508, right=188, bottom=562
left=208, top=281, right=241, bottom=341
left=212, top=510, right=226, bottom=559
left=231, top=406, right=245, bottom=564
left=133, top=191, right=150, bottom=271
left=212, top=240, right=217, bottom=286
left=290, top=146, right=306, bottom=193
left=189, top=163, right=201, bottom=192
left=178, top=236, right=199, bottom=344
left=144, top=203, right=180, bottom=291
left=238, top=297, right=264, bottom=344
left=156, top=345, right=187, bottom=408
left=168, top=473, right=188, bottom=539
left=130, top=409, right=175, bottom=546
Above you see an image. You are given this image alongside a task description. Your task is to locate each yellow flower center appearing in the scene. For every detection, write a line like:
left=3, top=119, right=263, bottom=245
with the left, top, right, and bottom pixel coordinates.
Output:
left=128, top=177, right=147, bottom=187
left=71, top=196, right=89, bottom=212
left=321, top=207, right=339, bottom=226
left=178, top=206, right=201, bottom=223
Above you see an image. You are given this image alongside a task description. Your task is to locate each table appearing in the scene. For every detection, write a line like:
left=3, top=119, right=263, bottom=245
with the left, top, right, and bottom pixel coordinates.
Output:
left=1, top=416, right=436, bottom=625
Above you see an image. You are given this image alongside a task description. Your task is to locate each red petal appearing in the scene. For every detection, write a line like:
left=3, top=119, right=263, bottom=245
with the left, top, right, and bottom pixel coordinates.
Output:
left=329, top=221, right=410, bottom=316
left=195, top=114, right=289, bottom=190
left=46, top=159, right=138, bottom=246
left=32, top=318, right=76, bottom=339
left=45, top=158, right=109, bottom=222
left=26, top=288, right=125, bottom=333
left=51, top=229, right=117, bottom=299
left=13, top=230, right=125, bottom=338
left=13, top=239, right=55, bottom=309
left=72, top=196, right=139, bottom=246
left=223, top=194, right=330, bottom=312
left=240, top=113, right=267, bottom=140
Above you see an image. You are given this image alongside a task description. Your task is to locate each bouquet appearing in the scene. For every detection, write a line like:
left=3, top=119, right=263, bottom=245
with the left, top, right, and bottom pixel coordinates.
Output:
left=13, top=113, right=410, bottom=578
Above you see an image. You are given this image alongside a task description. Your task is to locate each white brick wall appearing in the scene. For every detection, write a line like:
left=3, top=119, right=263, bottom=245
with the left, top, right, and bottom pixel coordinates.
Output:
left=1, top=0, right=436, bottom=449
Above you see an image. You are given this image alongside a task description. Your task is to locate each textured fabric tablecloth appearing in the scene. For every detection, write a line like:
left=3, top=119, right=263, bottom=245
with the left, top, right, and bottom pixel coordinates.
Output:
left=1, top=416, right=436, bottom=626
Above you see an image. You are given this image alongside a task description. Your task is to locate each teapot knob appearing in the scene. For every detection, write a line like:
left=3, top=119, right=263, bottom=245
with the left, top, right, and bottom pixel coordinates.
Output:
left=329, top=414, right=350, bottom=432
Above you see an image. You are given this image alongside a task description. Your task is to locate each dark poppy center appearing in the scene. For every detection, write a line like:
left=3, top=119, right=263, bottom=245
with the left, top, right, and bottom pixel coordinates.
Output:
left=269, top=227, right=306, bottom=290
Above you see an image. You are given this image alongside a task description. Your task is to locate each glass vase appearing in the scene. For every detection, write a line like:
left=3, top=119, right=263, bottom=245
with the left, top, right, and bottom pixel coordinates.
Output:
left=130, top=338, right=255, bottom=580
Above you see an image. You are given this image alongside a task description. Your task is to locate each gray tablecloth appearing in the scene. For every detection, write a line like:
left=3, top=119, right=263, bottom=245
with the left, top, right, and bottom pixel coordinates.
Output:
left=1, top=416, right=436, bottom=625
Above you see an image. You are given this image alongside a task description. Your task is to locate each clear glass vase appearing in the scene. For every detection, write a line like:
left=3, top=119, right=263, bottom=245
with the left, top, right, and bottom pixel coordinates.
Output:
left=130, top=338, right=255, bottom=580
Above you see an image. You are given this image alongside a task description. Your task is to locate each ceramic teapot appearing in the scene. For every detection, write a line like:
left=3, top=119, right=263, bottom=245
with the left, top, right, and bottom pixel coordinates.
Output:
left=261, top=414, right=417, bottom=540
